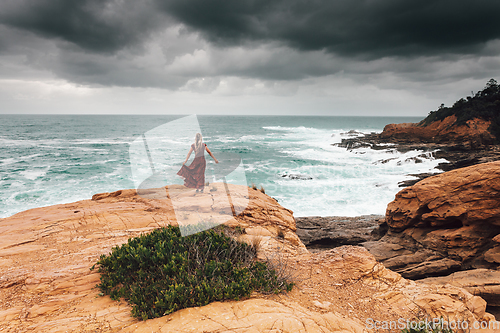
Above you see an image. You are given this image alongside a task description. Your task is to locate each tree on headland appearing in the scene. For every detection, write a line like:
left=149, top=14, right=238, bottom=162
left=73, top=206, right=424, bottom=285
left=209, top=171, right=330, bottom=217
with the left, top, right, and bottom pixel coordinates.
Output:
left=483, top=78, right=499, bottom=96
left=420, top=79, right=500, bottom=142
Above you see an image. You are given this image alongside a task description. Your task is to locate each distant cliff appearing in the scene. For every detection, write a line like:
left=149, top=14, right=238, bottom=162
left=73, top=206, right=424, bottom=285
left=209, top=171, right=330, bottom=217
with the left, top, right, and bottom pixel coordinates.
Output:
left=380, top=79, right=500, bottom=145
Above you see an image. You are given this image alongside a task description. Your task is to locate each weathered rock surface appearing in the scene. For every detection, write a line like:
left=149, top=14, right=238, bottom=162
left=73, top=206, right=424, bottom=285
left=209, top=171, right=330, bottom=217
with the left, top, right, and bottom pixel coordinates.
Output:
left=379, top=115, right=495, bottom=145
left=0, top=184, right=496, bottom=332
left=295, top=215, right=386, bottom=249
left=386, top=160, right=500, bottom=230
left=420, top=269, right=500, bottom=307
left=363, top=161, right=500, bottom=279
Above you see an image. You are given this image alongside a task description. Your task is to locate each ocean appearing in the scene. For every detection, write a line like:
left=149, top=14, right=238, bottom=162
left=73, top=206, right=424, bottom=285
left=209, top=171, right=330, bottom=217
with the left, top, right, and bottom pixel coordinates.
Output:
left=0, top=115, right=447, bottom=219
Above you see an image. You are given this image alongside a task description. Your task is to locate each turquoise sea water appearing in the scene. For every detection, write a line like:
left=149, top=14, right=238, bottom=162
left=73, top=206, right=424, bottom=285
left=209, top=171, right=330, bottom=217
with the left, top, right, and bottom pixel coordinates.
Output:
left=0, top=115, right=446, bottom=218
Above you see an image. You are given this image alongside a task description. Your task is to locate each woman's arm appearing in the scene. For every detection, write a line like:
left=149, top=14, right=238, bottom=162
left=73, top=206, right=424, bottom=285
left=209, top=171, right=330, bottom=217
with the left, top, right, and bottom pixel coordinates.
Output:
left=183, top=146, right=193, bottom=164
left=205, top=146, right=218, bottom=163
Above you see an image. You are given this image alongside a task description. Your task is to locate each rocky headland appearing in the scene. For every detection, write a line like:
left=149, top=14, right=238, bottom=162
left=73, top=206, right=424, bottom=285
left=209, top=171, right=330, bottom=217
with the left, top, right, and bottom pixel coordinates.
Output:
left=1, top=183, right=497, bottom=332
left=337, top=79, right=500, bottom=187
left=297, top=81, right=500, bottom=322
left=336, top=119, right=500, bottom=187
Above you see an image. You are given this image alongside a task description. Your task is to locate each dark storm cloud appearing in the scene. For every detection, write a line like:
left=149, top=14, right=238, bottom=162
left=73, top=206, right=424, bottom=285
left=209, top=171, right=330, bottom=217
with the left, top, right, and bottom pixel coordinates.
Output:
left=160, top=0, right=500, bottom=57
left=2, top=0, right=500, bottom=58
left=0, top=0, right=164, bottom=53
left=1, top=0, right=499, bottom=93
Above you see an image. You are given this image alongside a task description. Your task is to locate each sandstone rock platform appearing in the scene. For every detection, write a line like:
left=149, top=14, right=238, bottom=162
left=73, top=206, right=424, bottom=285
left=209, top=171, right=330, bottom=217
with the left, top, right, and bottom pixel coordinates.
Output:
left=0, top=184, right=496, bottom=332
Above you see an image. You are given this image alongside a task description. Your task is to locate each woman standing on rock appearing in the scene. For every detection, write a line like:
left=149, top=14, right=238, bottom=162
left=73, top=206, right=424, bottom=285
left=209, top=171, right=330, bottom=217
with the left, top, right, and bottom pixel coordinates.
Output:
left=177, top=133, right=218, bottom=192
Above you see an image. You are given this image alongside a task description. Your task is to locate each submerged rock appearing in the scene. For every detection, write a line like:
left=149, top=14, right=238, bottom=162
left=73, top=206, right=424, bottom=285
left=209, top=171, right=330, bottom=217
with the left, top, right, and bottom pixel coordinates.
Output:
left=280, top=173, right=313, bottom=180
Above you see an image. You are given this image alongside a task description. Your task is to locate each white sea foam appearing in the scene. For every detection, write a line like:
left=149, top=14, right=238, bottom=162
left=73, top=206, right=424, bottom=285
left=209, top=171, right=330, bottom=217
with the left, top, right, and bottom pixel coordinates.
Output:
left=19, top=168, right=49, bottom=180
left=0, top=115, right=438, bottom=219
left=249, top=127, right=447, bottom=217
left=72, top=138, right=131, bottom=145
left=263, top=125, right=319, bottom=132
left=0, top=158, right=17, bottom=166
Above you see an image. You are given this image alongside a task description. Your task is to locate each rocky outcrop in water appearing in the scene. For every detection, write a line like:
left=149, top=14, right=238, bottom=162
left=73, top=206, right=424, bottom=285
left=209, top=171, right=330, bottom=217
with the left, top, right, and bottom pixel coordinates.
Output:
left=280, top=173, right=313, bottom=180
left=336, top=134, right=500, bottom=187
left=335, top=116, right=500, bottom=188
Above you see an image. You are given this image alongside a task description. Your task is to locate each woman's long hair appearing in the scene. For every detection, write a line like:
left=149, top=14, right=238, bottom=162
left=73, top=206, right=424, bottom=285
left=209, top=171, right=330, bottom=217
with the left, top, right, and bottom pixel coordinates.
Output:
left=194, top=133, right=203, bottom=153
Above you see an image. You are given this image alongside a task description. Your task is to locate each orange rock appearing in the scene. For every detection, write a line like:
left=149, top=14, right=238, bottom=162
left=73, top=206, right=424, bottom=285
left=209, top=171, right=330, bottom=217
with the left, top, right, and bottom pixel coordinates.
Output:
left=0, top=184, right=495, bottom=332
left=374, top=161, right=500, bottom=279
left=380, top=115, right=495, bottom=144
left=420, top=269, right=500, bottom=307
left=386, top=161, right=500, bottom=230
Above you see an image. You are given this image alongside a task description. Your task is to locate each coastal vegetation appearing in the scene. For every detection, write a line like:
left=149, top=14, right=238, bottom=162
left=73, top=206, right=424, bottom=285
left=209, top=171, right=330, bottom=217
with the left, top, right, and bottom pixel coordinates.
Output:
left=92, top=225, right=293, bottom=320
left=420, top=79, right=500, bottom=140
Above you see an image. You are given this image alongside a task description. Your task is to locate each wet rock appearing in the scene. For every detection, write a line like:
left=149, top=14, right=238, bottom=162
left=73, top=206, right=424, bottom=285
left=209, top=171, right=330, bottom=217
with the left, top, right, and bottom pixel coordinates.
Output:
left=398, top=173, right=437, bottom=187
left=340, top=129, right=365, bottom=137
left=295, top=215, right=385, bottom=249
left=280, top=173, right=313, bottom=180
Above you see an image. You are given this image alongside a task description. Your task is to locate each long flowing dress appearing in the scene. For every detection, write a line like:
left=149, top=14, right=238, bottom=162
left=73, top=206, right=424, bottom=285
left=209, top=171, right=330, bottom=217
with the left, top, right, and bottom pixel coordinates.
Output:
left=177, top=143, right=207, bottom=190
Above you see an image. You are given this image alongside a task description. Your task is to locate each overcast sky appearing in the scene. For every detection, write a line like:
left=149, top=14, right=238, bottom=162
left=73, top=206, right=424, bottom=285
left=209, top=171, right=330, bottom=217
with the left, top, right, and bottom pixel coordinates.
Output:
left=1, top=0, right=499, bottom=116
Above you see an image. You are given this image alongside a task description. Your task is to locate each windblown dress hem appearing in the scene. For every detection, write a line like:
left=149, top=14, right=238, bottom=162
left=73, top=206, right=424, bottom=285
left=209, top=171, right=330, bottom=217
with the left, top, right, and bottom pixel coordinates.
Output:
left=177, top=143, right=207, bottom=189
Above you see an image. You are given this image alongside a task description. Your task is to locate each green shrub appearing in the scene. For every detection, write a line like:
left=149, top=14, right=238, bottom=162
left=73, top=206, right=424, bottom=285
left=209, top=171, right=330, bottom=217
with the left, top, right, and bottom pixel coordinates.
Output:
left=92, top=225, right=293, bottom=320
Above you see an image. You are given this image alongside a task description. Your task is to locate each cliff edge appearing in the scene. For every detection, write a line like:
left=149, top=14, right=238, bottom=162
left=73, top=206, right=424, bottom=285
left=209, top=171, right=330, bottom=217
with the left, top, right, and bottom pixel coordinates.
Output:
left=0, top=184, right=496, bottom=332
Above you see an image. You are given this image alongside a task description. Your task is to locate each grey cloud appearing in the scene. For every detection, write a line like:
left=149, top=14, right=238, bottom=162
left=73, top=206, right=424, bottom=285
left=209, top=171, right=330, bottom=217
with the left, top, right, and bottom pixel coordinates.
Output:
left=3, top=0, right=500, bottom=58
left=159, top=0, right=500, bottom=58
left=0, top=0, right=499, bottom=92
left=0, top=0, right=166, bottom=53
left=48, top=49, right=188, bottom=88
